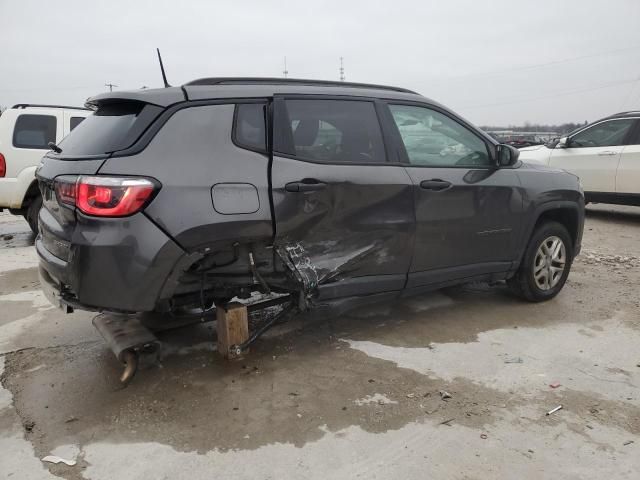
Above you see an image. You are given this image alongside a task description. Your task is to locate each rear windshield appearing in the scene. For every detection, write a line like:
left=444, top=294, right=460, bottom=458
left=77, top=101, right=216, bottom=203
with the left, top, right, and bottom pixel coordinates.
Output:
left=57, top=102, right=159, bottom=156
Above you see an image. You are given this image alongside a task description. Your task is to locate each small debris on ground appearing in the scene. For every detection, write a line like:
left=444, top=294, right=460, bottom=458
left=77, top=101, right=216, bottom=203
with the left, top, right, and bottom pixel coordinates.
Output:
left=581, top=251, right=640, bottom=268
left=64, top=416, right=78, bottom=423
left=623, top=440, right=634, bottom=446
left=354, top=394, right=398, bottom=406
left=42, top=455, right=76, bottom=466
left=439, top=390, right=452, bottom=400
left=549, top=382, right=561, bottom=389
left=406, top=393, right=416, bottom=399
left=546, top=405, right=563, bottom=416
left=480, top=433, right=488, bottom=439
left=3, top=234, right=14, bottom=241
left=23, top=420, right=35, bottom=432
left=439, top=418, right=455, bottom=426
left=504, top=357, right=523, bottom=364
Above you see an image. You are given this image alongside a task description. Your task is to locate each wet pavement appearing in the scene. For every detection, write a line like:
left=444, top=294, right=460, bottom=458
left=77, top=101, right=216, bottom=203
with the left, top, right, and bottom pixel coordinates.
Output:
left=1, top=205, right=639, bottom=479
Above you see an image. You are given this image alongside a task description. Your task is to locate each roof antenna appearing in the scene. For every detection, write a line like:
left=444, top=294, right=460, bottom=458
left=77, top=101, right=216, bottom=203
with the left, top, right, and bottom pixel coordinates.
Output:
left=156, top=48, right=171, bottom=88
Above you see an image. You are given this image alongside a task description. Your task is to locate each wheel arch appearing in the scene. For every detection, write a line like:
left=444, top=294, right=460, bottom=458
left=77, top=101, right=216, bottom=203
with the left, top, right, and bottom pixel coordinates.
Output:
left=22, top=179, right=41, bottom=207
left=534, top=207, right=580, bottom=249
left=518, top=201, right=584, bottom=266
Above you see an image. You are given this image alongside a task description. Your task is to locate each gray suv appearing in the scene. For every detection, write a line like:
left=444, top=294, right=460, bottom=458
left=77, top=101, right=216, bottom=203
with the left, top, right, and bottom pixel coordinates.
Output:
left=36, top=78, right=584, bottom=320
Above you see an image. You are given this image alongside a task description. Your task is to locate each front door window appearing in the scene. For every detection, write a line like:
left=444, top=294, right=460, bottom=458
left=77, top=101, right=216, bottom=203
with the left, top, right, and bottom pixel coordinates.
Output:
left=389, top=104, right=491, bottom=167
left=569, top=119, right=634, bottom=148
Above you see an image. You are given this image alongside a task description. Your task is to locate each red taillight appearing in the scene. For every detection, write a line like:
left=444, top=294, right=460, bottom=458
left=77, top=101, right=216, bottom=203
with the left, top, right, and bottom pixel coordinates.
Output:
left=54, top=176, right=158, bottom=217
left=55, top=178, right=77, bottom=205
left=0, top=153, right=5, bottom=177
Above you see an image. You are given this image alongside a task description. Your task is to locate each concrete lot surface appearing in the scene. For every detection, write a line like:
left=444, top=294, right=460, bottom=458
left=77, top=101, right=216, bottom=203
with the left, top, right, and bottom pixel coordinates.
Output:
left=0, top=205, right=639, bottom=479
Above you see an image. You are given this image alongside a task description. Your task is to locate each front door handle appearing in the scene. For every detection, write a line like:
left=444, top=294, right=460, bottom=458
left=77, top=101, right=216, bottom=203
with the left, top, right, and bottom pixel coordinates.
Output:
left=597, top=150, right=618, bottom=156
left=420, top=179, right=452, bottom=191
left=285, top=180, right=328, bottom=192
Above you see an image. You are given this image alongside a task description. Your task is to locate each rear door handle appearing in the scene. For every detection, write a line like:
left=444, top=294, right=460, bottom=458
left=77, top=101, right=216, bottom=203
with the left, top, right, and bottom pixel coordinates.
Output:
left=420, top=179, right=452, bottom=191
left=597, top=150, right=617, bottom=156
left=285, top=180, right=328, bottom=192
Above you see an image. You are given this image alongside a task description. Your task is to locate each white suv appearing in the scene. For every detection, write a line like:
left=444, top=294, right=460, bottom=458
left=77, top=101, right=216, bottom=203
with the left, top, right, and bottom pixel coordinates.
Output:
left=0, top=104, right=90, bottom=232
left=519, top=111, right=640, bottom=207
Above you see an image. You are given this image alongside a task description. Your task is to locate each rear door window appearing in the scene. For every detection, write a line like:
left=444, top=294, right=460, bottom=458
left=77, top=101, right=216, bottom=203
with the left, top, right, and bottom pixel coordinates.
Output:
left=57, top=102, right=161, bottom=156
left=279, top=99, right=386, bottom=163
left=12, top=114, right=57, bottom=149
left=234, top=103, right=267, bottom=152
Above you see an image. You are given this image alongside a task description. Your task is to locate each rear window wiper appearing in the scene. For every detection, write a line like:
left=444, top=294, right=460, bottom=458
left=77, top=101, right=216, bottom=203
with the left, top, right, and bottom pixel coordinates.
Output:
left=48, top=142, right=62, bottom=153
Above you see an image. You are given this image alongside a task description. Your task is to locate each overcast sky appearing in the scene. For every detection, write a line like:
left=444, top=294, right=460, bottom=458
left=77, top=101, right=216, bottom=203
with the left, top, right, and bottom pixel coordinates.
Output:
left=1, top=0, right=639, bottom=125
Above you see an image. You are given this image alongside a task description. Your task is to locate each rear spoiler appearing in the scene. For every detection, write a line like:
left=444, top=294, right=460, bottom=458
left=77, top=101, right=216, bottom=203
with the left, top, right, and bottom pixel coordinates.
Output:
left=85, top=87, right=187, bottom=110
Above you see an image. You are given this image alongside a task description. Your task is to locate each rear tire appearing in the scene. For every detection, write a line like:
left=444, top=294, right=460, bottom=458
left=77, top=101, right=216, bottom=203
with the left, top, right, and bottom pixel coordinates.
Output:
left=24, top=195, right=42, bottom=235
left=508, top=221, right=573, bottom=302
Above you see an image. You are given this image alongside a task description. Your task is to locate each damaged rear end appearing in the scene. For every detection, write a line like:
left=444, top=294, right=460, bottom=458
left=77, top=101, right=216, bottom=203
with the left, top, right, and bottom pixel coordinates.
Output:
left=36, top=90, right=301, bottom=316
left=36, top=91, right=189, bottom=313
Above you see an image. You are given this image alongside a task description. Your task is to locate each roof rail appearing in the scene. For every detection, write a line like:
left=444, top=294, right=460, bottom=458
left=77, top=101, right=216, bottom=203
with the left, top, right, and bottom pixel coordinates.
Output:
left=12, top=103, right=90, bottom=111
left=613, top=110, right=640, bottom=116
left=184, top=77, right=418, bottom=94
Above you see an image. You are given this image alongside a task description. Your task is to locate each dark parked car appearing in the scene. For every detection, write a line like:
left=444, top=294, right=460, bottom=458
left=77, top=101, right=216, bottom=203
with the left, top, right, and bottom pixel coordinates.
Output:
left=36, top=78, right=584, bottom=323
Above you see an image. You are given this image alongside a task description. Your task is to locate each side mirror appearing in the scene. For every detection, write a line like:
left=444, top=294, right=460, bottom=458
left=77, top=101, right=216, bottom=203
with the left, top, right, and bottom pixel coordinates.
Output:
left=556, top=137, right=569, bottom=148
left=496, top=144, right=520, bottom=167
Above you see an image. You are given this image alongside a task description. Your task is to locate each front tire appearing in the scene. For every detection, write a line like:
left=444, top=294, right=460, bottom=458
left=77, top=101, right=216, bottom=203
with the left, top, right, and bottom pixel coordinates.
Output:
left=24, top=195, right=42, bottom=235
left=508, top=221, right=573, bottom=302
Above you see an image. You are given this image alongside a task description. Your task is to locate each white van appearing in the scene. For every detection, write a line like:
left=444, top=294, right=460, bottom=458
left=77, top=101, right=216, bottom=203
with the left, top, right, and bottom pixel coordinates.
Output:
left=0, top=104, right=90, bottom=232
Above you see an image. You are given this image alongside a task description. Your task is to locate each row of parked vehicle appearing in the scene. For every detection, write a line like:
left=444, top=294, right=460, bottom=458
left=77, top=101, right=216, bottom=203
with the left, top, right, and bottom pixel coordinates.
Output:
left=0, top=78, right=632, bottom=326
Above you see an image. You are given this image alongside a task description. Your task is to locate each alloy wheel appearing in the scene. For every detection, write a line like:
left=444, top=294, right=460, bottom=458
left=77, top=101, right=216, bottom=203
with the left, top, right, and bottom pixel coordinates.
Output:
left=533, top=235, right=566, bottom=291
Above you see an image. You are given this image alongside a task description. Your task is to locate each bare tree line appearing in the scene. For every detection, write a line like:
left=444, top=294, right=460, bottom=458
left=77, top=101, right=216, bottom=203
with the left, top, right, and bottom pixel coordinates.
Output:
left=480, top=121, right=589, bottom=135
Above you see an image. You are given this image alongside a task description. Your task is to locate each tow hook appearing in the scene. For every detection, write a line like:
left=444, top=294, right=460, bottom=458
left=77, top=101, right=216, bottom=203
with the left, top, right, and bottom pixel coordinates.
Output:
left=92, top=313, right=160, bottom=387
